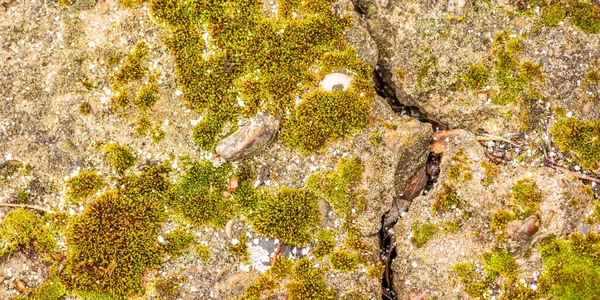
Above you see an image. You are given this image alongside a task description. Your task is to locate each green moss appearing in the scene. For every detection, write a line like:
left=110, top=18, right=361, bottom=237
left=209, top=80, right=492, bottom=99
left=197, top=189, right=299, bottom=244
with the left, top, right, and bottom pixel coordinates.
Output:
left=499, top=283, right=542, bottom=300
left=15, top=189, right=29, bottom=203
left=432, top=185, right=460, bottom=215
left=153, top=277, right=182, bottom=300
left=416, top=54, right=438, bottom=90
left=343, top=225, right=365, bottom=252
left=195, top=245, right=212, bottom=263
left=249, top=187, right=320, bottom=246
left=65, top=170, right=105, bottom=202
left=110, top=42, right=148, bottom=90
left=551, top=116, right=600, bottom=170
left=537, top=233, right=600, bottom=300
left=313, top=228, right=336, bottom=260
left=286, top=257, right=334, bottom=300
left=110, top=90, right=130, bottom=110
left=572, top=1, right=600, bottom=33
left=271, top=257, right=293, bottom=280
left=594, top=201, right=600, bottom=223
left=330, top=249, right=359, bottom=272
left=511, top=178, right=542, bottom=219
left=490, top=210, right=516, bottom=241
left=367, top=262, right=385, bottom=278
left=540, top=4, right=567, bottom=26
left=465, top=281, right=488, bottom=298
left=62, top=165, right=171, bottom=297
left=29, top=276, right=67, bottom=300
left=134, top=80, right=159, bottom=109
left=481, top=162, right=498, bottom=187
left=586, top=69, right=600, bottom=84
left=0, top=209, right=56, bottom=257
left=229, top=232, right=249, bottom=262
left=306, top=157, right=363, bottom=219
left=281, top=89, right=371, bottom=154
left=453, top=262, right=476, bottom=282
left=442, top=220, right=462, bottom=233
left=368, top=131, right=385, bottom=147
left=482, top=249, right=518, bottom=281
left=410, top=221, right=439, bottom=248
left=171, top=161, right=234, bottom=227
left=461, top=63, right=490, bottom=89
left=134, top=114, right=152, bottom=136
left=149, top=0, right=373, bottom=153
left=102, top=142, right=136, bottom=173
left=79, top=101, right=92, bottom=115
left=162, top=229, right=195, bottom=257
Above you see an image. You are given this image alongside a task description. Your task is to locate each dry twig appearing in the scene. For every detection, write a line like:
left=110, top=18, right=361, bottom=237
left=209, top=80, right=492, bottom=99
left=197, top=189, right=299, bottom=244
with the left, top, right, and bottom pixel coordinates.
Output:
left=546, top=162, right=600, bottom=184
left=0, top=203, right=54, bottom=214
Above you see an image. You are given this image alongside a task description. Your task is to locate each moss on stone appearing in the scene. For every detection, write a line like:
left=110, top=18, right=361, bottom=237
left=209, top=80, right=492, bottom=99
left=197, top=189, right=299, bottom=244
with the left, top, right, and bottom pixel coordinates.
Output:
left=572, top=1, right=600, bottom=33
left=461, top=63, right=490, bottom=89
left=134, top=79, right=159, bottom=110
left=537, top=233, right=600, bottom=300
left=162, top=229, right=195, bottom=258
left=481, top=162, right=498, bottom=187
left=551, top=116, right=600, bottom=171
left=286, top=257, right=334, bottom=300
left=586, top=69, right=600, bottom=83
left=195, top=244, right=212, bottom=263
left=453, top=262, right=476, bottom=282
left=330, top=249, right=359, bottom=272
left=491, top=209, right=516, bottom=241
left=314, top=228, right=336, bottom=260
left=432, top=185, right=460, bottom=215
left=110, top=41, right=148, bottom=90
left=511, top=178, right=542, bottom=219
left=482, top=249, right=518, bottom=281
left=343, top=224, right=366, bottom=252
left=171, top=161, right=234, bottom=227
left=62, top=165, right=171, bottom=297
left=79, top=101, right=92, bottom=115
left=306, top=157, right=363, bottom=219
left=153, top=276, right=182, bottom=300
left=0, top=208, right=56, bottom=257
left=367, top=262, right=385, bottom=278
left=416, top=54, right=438, bottom=90
left=65, top=170, right=105, bottom=202
left=249, top=187, right=320, bottom=246
left=29, top=276, right=67, bottom=300
left=236, top=272, right=278, bottom=300
left=540, top=3, right=567, bottom=26
left=410, top=221, right=439, bottom=248
left=229, top=232, right=249, bottom=262
left=102, top=142, right=136, bottom=173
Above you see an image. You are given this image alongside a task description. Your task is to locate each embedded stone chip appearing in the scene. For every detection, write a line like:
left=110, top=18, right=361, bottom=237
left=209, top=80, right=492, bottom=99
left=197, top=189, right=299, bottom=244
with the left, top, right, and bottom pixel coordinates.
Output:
left=319, top=73, right=352, bottom=92
left=215, top=114, right=280, bottom=160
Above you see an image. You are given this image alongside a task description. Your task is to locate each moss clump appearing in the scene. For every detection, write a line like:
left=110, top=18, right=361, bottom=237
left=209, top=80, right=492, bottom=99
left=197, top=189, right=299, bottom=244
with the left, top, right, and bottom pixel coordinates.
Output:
left=134, top=80, right=159, bottom=109
left=79, top=101, right=92, bottom=115
left=537, top=233, right=600, bottom=300
left=461, top=63, right=490, bottom=89
left=572, top=1, right=600, bottom=33
left=453, top=262, right=476, bottom=282
left=229, top=232, right=249, bottom=261
left=29, top=276, right=67, bottom=300
left=195, top=245, right=212, bottom=263
left=490, top=210, right=516, bottom=241
left=432, top=185, right=460, bottom=215
left=313, top=228, right=336, bottom=260
left=540, top=3, right=567, bottom=26
left=236, top=272, right=278, bottom=300
left=482, top=249, right=518, bottom=281
left=343, top=225, right=365, bottom=252
left=330, top=249, right=359, bottom=272
left=153, top=277, right=182, bottom=300
left=367, top=262, right=385, bottom=278
left=271, top=257, right=294, bottom=280
left=65, top=170, right=105, bottom=202
left=62, top=165, right=171, bottom=297
left=110, top=90, right=130, bottom=110
left=102, top=142, right=136, bottom=173
left=162, top=229, right=195, bottom=257
left=149, top=0, right=373, bottom=153
left=410, top=221, right=439, bottom=248
left=511, top=178, right=542, bottom=219
left=171, top=161, right=234, bottom=227
left=551, top=116, right=600, bottom=170
left=594, top=201, right=600, bottom=223
left=481, top=162, right=498, bottom=187
left=0, top=209, right=56, bottom=257
left=110, top=41, right=148, bottom=90
left=250, top=187, right=320, bottom=246
left=306, top=157, right=363, bottom=218
left=286, top=257, right=334, bottom=300
left=586, top=69, right=600, bottom=84
left=416, top=54, right=438, bottom=90
left=281, top=89, right=371, bottom=154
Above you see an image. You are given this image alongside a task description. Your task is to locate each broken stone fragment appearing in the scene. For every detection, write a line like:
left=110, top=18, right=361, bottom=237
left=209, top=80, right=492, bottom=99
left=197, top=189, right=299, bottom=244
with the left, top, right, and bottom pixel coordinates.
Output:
left=215, top=114, right=279, bottom=161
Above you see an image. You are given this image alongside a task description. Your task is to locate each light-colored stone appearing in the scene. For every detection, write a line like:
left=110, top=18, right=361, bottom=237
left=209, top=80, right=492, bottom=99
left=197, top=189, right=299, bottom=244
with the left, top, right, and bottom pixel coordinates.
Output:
left=215, top=114, right=280, bottom=161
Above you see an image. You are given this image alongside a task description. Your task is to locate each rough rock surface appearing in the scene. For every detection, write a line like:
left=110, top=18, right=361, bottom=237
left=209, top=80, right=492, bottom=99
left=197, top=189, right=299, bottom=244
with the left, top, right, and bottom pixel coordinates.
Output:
left=391, top=132, right=597, bottom=299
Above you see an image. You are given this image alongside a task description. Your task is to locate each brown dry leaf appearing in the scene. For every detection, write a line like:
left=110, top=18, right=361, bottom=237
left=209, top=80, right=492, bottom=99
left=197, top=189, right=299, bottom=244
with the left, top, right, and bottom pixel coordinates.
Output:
left=16, top=279, right=26, bottom=292
left=227, top=177, right=239, bottom=193
left=150, top=97, right=167, bottom=111
left=430, top=129, right=467, bottom=154
left=402, top=166, right=427, bottom=201
left=52, top=252, right=65, bottom=261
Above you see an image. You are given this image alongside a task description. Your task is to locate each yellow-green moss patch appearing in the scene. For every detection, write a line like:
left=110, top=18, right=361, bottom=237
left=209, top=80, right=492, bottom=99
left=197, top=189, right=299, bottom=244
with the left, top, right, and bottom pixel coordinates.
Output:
left=195, top=244, right=212, bottom=263
left=550, top=116, right=600, bottom=171
left=330, top=249, right=359, bottom=272
left=162, top=229, right=195, bottom=258
left=410, top=221, right=439, bottom=248
left=65, top=170, right=105, bottom=202
left=286, top=257, right=335, bottom=300
left=510, top=178, right=542, bottom=219
left=314, top=228, right=336, bottom=260
left=102, top=142, right=136, bottom=173
left=0, top=208, right=56, bottom=257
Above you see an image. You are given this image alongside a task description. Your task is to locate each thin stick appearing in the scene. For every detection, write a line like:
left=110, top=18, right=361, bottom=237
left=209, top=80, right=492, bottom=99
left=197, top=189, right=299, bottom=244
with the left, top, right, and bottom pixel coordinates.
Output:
left=546, top=163, right=600, bottom=184
left=0, top=203, right=54, bottom=214
left=476, top=135, right=519, bottom=147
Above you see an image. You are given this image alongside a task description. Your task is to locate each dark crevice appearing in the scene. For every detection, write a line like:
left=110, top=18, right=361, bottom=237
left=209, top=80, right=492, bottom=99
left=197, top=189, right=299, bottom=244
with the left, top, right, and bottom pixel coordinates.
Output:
left=374, top=67, right=446, bottom=300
